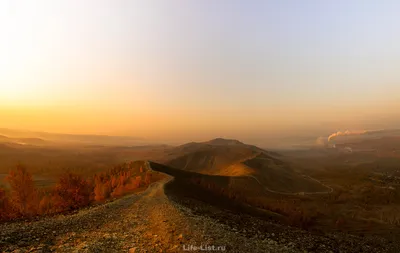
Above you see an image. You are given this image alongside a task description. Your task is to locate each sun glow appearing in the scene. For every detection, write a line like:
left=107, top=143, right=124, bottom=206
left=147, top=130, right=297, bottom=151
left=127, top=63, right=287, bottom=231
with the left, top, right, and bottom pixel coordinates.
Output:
left=0, top=84, right=24, bottom=99
left=0, top=83, right=39, bottom=105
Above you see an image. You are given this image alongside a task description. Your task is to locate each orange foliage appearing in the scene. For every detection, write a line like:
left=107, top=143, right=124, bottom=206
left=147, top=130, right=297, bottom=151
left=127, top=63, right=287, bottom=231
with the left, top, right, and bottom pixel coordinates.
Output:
left=6, top=164, right=39, bottom=217
left=111, top=184, right=125, bottom=198
left=145, top=172, right=152, bottom=185
left=111, top=176, right=118, bottom=189
left=0, top=186, right=12, bottom=221
left=94, top=177, right=112, bottom=201
left=52, top=172, right=92, bottom=211
left=39, top=195, right=53, bottom=215
left=1, top=161, right=158, bottom=222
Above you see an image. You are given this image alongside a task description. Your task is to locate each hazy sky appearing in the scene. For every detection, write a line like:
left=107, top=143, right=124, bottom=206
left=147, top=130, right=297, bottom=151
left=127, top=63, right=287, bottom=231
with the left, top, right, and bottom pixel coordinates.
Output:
left=1, top=1, right=400, bottom=144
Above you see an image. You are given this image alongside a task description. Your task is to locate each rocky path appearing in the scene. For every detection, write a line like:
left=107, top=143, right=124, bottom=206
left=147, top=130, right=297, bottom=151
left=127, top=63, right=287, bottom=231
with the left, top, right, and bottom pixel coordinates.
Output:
left=0, top=177, right=299, bottom=253
left=1, top=173, right=396, bottom=253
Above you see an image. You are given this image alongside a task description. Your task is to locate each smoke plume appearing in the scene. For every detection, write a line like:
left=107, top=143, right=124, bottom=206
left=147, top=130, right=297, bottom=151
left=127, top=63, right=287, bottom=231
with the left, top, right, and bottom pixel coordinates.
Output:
left=327, top=130, right=368, bottom=142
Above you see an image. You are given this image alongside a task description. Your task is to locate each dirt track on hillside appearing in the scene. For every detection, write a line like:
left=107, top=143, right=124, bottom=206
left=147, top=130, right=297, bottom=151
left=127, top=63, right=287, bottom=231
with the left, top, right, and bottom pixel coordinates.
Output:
left=0, top=158, right=396, bottom=253
left=0, top=176, right=301, bottom=253
left=245, top=174, right=333, bottom=195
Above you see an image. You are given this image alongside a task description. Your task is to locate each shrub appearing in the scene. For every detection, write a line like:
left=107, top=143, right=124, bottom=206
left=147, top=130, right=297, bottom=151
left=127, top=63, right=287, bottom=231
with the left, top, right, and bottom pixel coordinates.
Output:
left=39, top=195, right=53, bottom=215
left=134, top=176, right=142, bottom=188
left=94, top=176, right=112, bottom=202
left=0, top=186, right=12, bottom=221
left=52, top=172, right=92, bottom=211
left=6, top=164, right=39, bottom=217
left=111, top=184, right=125, bottom=198
left=145, top=172, right=152, bottom=185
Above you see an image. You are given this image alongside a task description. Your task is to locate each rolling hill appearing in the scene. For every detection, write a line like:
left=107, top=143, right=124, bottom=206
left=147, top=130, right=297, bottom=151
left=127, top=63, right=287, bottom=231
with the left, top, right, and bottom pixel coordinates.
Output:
left=0, top=128, right=150, bottom=146
left=163, top=138, right=328, bottom=193
left=0, top=134, right=48, bottom=146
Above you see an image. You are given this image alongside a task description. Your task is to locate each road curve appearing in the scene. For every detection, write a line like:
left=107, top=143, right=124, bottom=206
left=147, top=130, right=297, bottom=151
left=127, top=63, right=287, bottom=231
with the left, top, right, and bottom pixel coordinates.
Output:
left=0, top=173, right=299, bottom=253
left=245, top=175, right=333, bottom=196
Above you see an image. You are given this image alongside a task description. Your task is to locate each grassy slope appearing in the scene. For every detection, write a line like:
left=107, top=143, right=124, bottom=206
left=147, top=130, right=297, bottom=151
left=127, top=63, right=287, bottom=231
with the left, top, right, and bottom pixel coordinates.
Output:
left=166, top=141, right=328, bottom=193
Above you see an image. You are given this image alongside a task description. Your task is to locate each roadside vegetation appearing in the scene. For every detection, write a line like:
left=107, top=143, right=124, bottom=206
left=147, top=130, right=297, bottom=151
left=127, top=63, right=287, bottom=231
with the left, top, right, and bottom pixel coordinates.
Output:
left=0, top=161, right=164, bottom=222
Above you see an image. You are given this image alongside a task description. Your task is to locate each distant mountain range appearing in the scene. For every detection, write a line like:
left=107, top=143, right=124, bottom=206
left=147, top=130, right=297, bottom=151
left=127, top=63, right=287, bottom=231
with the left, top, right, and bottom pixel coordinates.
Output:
left=0, top=134, right=48, bottom=146
left=0, top=128, right=149, bottom=146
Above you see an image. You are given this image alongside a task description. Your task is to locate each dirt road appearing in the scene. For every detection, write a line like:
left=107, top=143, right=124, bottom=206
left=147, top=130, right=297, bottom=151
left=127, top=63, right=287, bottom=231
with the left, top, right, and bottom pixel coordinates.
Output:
left=0, top=176, right=298, bottom=253
left=246, top=174, right=333, bottom=196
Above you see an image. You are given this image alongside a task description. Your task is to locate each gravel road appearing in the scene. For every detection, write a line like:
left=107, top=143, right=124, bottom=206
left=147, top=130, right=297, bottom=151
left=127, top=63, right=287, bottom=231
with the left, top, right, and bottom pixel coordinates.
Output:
left=0, top=177, right=299, bottom=253
left=0, top=175, right=396, bottom=253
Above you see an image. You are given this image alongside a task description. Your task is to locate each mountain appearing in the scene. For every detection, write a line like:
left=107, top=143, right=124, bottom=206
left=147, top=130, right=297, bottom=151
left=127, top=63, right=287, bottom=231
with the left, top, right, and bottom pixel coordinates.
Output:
left=241, top=153, right=328, bottom=193
left=163, top=138, right=328, bottom=193
left=205, top=138, right=245, bottom=146
left=0, top=134, right=47, bottom=146
left=165, top=138, right=262, bottom=175
left=0, top=128, right=147, bottom=146
left=0, top=135, right=10, bottom=142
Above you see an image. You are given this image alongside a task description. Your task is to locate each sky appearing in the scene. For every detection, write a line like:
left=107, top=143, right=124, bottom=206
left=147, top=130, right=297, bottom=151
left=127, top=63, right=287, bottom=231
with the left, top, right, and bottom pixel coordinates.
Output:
left=1, top=0, right=400, bottom=145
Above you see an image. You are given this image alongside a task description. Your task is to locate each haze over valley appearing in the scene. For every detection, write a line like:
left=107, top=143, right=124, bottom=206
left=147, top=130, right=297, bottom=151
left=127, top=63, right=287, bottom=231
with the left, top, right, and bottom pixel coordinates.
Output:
left=2, top=1, right=400, bottom=252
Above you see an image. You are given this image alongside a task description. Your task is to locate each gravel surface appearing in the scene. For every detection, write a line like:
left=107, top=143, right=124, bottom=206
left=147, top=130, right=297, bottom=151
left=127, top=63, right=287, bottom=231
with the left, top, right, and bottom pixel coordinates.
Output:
left=0, top=176, right=397, bottom=252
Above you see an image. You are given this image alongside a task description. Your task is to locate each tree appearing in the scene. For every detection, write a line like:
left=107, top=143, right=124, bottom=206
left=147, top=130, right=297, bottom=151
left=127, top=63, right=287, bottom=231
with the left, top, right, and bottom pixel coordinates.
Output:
left=145, top=172, right=152, bottom=185
left=53, top=172, right=92, bottom=211
left=0, top=186, right=12, bottom=220
left=39, top=195, right=53, bottom=215
left=111, top=176, right=118, bottom=189
left=134, top=176, right=142, bottom=188
left=94, top=177, right=111, bottom=202
left=6, top=164, right=38, bottom=217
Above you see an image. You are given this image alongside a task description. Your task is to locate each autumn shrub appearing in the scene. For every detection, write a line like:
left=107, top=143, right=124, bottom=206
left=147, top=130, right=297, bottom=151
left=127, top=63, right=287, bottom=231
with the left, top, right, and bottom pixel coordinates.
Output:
left=1, top=161, right=159, bottom=222
left=38, top=194, right=54, bottom=215
left=94, top=177, right=112, bottom=202
left=6, top=164, right=39, bottom=217
left=145, top=171, right=152, bottom=185
left=111, top=176, right=118, bottom=189
left=0, top=186, right=13, bottom=221
left=52, top=172, right=92, bottom=212
left=111, top=174, right=145, bottom=197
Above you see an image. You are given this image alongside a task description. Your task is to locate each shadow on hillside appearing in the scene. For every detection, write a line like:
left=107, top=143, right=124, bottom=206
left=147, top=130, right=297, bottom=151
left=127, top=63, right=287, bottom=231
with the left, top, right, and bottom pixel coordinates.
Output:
left=149, top=161, right=284, bottom=222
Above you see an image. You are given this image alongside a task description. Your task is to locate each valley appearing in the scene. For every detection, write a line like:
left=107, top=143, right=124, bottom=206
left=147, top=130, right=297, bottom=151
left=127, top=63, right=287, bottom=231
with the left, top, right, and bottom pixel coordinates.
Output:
left=1, top=135, right=400, bottom=252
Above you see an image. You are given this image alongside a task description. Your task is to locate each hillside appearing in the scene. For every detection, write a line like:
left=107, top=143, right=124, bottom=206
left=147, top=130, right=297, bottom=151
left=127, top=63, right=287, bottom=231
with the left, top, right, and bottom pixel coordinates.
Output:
left=164, top=139, right=328, bottom=193
left=2, top=173, right=390, bottom=253
left=0, top=161, right=397, bottom=252
left=0, top=128, right=149, bottom=146
left=0, top=134, right=48, bottom=146
left=242, top=153, right=329, bottom=193
left=165, top=138, right=273, bottom=172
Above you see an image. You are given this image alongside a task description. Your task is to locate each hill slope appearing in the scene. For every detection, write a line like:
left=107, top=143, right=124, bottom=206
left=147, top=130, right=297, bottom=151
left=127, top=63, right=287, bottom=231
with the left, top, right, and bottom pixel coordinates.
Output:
left=164, top=139, right=328, bottom=193
left=165, top=138, right=274, bottom=174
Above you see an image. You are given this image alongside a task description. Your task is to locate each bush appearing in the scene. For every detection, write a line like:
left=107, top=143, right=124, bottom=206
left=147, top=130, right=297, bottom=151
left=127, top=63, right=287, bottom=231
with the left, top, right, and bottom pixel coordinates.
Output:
left=52, top=172, right=92, bottom=211
left=0, top=186, right=12, bottom=221
left=94, top=178, right=112, bottom=202
left=1, top=161, right=159, bottom=222
left=6, top=164, right=39, bottom=217
left=145, top=172, right=152, bottom=185
left=38, top=195, right=53, bottom=215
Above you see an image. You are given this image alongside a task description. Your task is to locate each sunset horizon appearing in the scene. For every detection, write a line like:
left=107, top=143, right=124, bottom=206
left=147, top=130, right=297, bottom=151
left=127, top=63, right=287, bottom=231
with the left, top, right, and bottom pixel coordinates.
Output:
left=2, top=1, right=400, bottom=145
left=2, top=2, right=400, bottom=252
